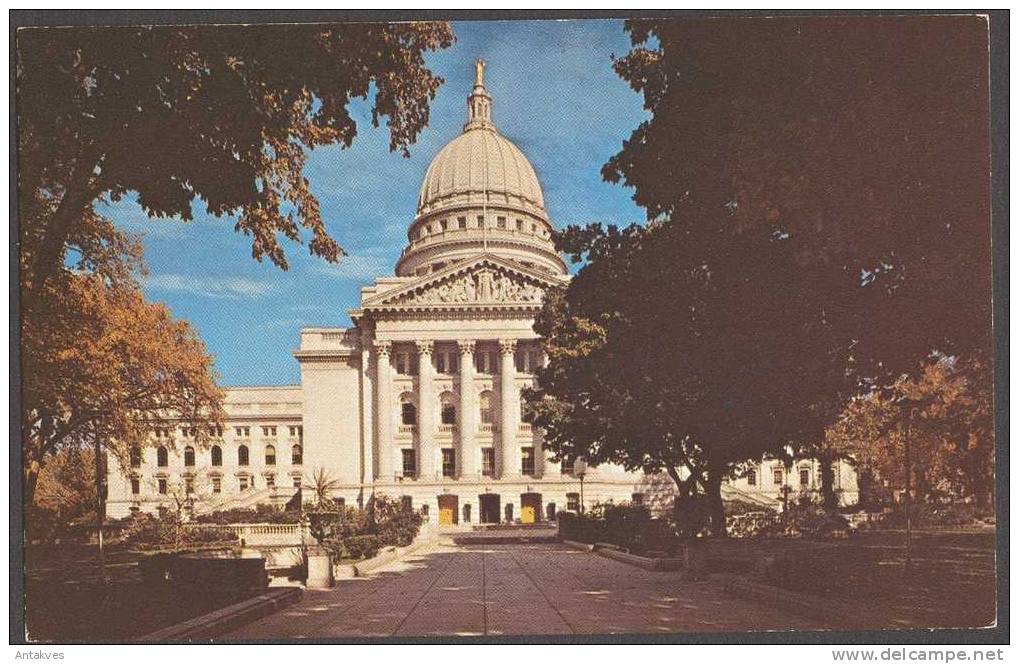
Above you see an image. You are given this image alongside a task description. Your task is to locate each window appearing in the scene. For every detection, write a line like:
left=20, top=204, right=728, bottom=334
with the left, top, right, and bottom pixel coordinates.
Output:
left=401, top=495, right=413, bottom=511
left=158, top=478, right=168, bottom=495
left=209, top=426, right=223, bottom=437
left=261, top=426, right=277, bottom=437
left=442, top=448, right=456, bottom=477
left=631, top=493, right=645, bottom=506
left=181, top=427, right=190, bottom=438
left=130, top=446, right=142, bottom=468
left=516, top=219, right=524, bottom=231
left=131, top=478, right=140, bottom=494
left=457, top=216, right=467, bottom=229
left=560, top=459, right=573, bottom=476
left=521, top=446, right=535, bottom=476
left=401, top=400, right=418, bottom=426
left=266, top=474, right=275, bottom=488
left=481, top=448, right=495, bottom=477
left=239, top=476, right=249, bottom=491
left=799, top=468, right=810, bottom=486
left=497, top=216, right=506, bottom=229
left=773, top=468, right=784, bottom=485
left=184, top=446, right=195, bottom=467
left=531, top=222, right=538, bottom=233
left=747, top=470, right=757, bottom=486
left=238, top=445, right=249, bottom=466
left=435, top=349, right=458, bottom=374
left=235, top=426, right=250, bottom=438
left=292, top=444, right=303, bottom=465
left=211, top=445, right=222, bottom=467
left=566, top=492, right=580, bottom=513
left=289, top=425, right=302, bottom=438
left=185, top=477, right=195, bottom=494
left=212, top=477, right=222, bottom=494
left=475, top=350, right=497, bottom=374
left=441, top=402, right=457, bottom=425
left=440, top=218, right=448, bottom=231
left=157, top=446, right=168, bottom=468
left=479, top=391, right=494, bottom=425
left=292, top=476, right=302, bottom=489
left=265, top=445, right=276, bottom=465
left=395, top=350, right=418, bottom=376
left=477, top=214, right=485, bottom=228
left=401, top=449, right=416, bottom=478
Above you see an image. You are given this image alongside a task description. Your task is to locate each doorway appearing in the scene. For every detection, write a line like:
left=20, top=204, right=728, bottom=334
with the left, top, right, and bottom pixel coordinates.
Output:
left=438, top=494, right=459, bottom=526
left=521, top=493, right=542, bottom=524
left=479, top=493, right=500, bottom=524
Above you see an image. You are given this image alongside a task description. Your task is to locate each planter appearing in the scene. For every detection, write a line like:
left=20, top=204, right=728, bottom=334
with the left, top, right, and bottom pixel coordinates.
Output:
left=305, top=546, right=333, bottom=589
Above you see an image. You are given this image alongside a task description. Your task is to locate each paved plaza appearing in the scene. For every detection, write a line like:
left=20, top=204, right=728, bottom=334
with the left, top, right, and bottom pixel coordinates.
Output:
left=224, top=541, right=817, bottom=638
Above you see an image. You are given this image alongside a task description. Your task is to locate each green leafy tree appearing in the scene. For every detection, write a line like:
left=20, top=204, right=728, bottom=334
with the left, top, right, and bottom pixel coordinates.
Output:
left=17, top=22, right=455, bottom=294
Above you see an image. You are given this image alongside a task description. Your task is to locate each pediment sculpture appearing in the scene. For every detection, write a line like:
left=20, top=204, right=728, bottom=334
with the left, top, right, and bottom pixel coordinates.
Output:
left=403, top=268, right=545, bottom=305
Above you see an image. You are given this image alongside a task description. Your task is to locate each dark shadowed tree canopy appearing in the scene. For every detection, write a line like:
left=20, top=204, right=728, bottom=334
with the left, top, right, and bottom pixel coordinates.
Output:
left=604, top=16, right=992, bottom=375
left=526, top=17, right=992, bottom=532
left=17, top=22, right=455, bottom=291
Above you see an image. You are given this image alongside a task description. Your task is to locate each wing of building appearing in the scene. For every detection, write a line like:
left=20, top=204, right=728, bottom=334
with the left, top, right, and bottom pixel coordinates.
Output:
left=107, top=62, right=858, bottom=523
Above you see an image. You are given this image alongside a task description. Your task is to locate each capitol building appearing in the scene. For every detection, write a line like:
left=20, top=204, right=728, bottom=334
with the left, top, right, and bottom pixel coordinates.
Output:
left=107, top=62, right=858, bottom=523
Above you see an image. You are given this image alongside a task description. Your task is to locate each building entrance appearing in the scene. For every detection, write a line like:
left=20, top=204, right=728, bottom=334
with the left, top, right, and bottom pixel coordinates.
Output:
left=521, top=493, right=542, bottom=523
left=479, top=493, right=501, bottom=524
left=438, top=494, right=459, bottom=526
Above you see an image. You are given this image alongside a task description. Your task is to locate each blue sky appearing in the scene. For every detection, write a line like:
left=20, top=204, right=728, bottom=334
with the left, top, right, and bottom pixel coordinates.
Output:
left=104, top=19, right=649, bottom=386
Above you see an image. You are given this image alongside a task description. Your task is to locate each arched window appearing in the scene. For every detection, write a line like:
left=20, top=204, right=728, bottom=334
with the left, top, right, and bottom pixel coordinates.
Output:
left=129, top=446, right=142, bottom=468
left=400, top=393, right=417, bottom=426
left=439, top=391, right=457, bottom=425
left=291, top=444, right=303, bottom=465
left=156, top=446, right=168, bottom=467
left=211, top=445, right=222, bottom=467
left=238, top=445, right=249, bottom=466
left=184, top=446, right=195, bottom=467
left=479, top=391, right=494, bottom=424
left=265, top=445, right=276, bottom=465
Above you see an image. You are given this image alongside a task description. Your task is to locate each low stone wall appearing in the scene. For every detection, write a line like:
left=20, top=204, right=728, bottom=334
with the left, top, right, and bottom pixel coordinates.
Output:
left=186, top=523, right=307, bottom=547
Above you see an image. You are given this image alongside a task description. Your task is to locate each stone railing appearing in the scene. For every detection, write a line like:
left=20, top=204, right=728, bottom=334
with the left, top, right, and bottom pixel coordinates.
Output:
left=186, top=522, right=308, bottom=547
left=479, top=423, right=499, bottom=433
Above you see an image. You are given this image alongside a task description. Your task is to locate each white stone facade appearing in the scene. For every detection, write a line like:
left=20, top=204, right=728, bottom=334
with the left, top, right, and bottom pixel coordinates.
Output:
left=106, top=61, right=858, bottom=523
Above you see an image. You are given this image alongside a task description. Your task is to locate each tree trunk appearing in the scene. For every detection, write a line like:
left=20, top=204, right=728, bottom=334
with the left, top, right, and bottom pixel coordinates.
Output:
left=24, top=458, right=41, bottom=512
left=93, top=434, right=107, bottom=585
left=704, top=469, right=727, bottom=538
left=818, top=453, right=838, bottom=512
left=26, top=148, right=102, bottom=297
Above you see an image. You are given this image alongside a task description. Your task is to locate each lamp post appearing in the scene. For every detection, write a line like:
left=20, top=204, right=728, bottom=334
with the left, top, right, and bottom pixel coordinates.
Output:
left=573, top=458, right=588, bottom=514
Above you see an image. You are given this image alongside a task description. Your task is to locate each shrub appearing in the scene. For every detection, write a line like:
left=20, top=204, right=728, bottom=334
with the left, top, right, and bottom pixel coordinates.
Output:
left=877, top=503, right=992, bottom=528
left=193, top=503, right=301, bottom=525
left=343, top=534, right=383, bottom=560
left=120, top=513, right=237, bottom=551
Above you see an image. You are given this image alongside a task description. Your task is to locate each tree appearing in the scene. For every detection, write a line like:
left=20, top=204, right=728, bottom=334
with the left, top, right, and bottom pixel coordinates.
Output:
left=17, top=21, right=455, bottom=295
left=527, top=216, right=842, bottom=535
left=21, top=273, right=224, bottom=507
left=829, top=357, right=994, bottom=506
left=604, top=17, right=991, bottom=379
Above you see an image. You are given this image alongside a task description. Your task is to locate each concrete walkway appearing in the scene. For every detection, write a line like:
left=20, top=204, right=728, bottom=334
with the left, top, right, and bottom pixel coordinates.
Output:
left=223, top=541, right=817, bottom=638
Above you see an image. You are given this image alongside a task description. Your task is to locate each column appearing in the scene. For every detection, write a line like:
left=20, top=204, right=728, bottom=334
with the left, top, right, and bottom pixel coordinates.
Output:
left=374, top=340, right=393, bottom=480
left=458, top=340, right=476, bottom=477
left=359, top=330, right=374, bottom=484
left=499, top=339, right=518, bottom=478
left=416, top=341, right=435, bottom=480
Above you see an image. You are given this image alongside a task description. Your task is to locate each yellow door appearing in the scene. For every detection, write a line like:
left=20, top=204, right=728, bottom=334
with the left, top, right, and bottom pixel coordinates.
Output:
left=439, top=505, right=454, bottom=525
left=521, top=505, right=536, bottom=524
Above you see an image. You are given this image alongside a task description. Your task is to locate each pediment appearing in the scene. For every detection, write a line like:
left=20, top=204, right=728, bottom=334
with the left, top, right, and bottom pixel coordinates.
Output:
left=361, top=254, right=563, bottom=310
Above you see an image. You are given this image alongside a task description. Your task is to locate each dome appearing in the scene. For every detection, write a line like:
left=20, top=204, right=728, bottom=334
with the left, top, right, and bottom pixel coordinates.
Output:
left=396, top=59, right=566, bottom=278
left=416, top=129, right=546, bottom=219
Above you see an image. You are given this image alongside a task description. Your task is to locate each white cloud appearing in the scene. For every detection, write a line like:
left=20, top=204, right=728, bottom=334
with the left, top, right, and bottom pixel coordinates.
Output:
left=145, top=273, right=274, bottom=299
left=307, top=251, right=393, bottom=281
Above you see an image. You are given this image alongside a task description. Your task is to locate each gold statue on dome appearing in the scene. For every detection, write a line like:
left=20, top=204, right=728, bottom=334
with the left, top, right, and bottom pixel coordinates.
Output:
left=475, top=58, right=485, bottom=87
